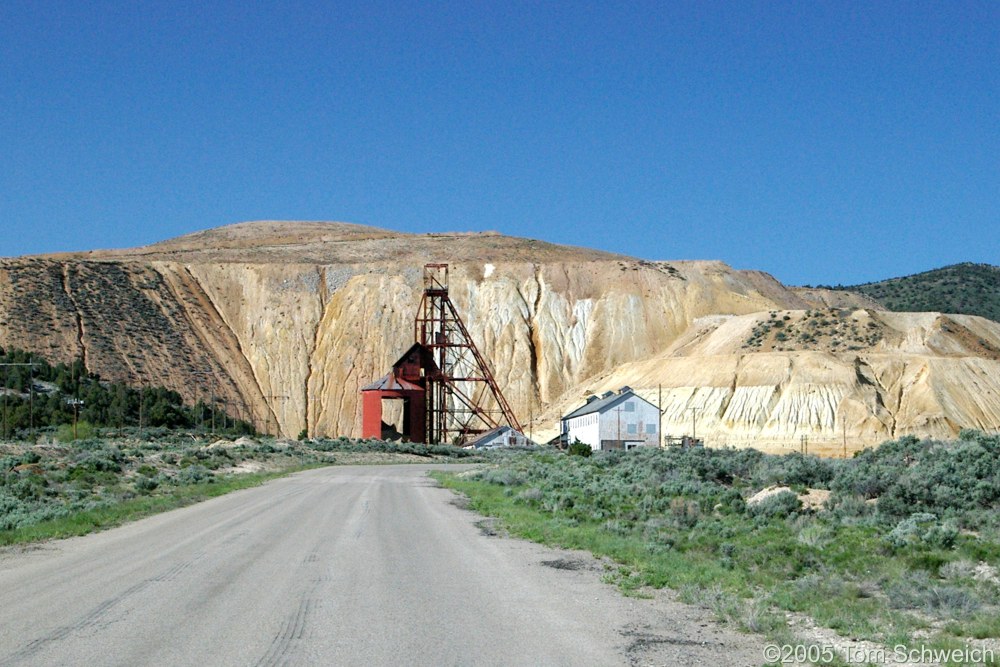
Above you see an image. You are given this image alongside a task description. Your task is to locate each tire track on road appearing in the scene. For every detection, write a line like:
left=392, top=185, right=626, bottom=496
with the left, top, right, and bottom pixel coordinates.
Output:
left=251, top=472, right=375, bottom=666
left=253, top=588, right=319, bottom=667
left=0, top=550, right=208, bottom=665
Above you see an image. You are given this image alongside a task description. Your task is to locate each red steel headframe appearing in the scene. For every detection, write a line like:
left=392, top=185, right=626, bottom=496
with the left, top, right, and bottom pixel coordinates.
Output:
left=414, top=264, right=522, bottom=444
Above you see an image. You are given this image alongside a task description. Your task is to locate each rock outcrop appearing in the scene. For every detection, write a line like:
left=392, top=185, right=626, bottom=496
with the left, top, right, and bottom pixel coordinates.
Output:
left=2, top=221, right=997, bottom=454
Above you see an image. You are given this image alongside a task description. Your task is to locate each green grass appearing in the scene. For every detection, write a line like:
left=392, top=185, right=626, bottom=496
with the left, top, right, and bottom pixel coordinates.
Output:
left=434, top=461, right=1000, bottom=662
left=0, top=464, right=326, bottom=546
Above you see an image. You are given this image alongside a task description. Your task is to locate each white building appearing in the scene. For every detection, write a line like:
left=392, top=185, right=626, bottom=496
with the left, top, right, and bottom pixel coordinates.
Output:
left=467, top=425, right=537, bottom=449
left=560, top=387, right=660, bottom=451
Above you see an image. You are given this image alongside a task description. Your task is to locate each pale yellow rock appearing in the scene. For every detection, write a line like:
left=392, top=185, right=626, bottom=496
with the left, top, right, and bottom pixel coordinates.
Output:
left=535, top=309, right=1000, bottom=454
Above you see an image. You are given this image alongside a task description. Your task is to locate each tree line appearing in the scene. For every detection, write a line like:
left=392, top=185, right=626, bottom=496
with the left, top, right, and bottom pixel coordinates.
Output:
left=0, top=348, right=255, bottom=438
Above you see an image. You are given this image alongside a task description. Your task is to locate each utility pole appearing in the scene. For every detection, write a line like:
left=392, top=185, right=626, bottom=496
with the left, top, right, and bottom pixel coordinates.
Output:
left=264, top=395, right=289, bottom=437
left=29, top=361, right=34, bottom=442
left=132, top=369, right=147, bottom=441
left=67, top=398, right=85, bottom=440
left=843, top=420, right=847, bottom=459
left=690, top=407, right=698, bottom=441
left=2, top=365, right=7, bottom=440
left=118, top=383, right=125, bottom=439
left=307, top=393, right=320, bottom=439
left=197, top=385, right=204, bottom=431
left=239, top=397, right=257, bottom=435
left=73, top=359, right=79, bottom=439
left=190, top=371, right=216, bottom=434
left=658, top=384, right=663, bottom=448
left=250, top=401, right=259, bottom=434
left=615, top=406, right=623, bottom=444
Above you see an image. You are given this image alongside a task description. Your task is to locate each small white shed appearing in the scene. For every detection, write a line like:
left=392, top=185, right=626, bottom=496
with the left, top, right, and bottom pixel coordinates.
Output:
left=467, top=425, right=537, bottom=449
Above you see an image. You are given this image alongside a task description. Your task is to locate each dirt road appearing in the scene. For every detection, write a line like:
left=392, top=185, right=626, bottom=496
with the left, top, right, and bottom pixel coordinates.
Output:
left=0, top=465, right=763, bottom=666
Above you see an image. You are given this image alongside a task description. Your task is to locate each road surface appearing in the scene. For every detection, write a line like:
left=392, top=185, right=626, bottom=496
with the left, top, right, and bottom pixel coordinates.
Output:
left=0, top=465, right=762, bottom=666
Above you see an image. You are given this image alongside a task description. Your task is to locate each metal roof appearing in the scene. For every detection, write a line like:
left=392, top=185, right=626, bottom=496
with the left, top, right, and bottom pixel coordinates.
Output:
left=465, top=425, right=511, bottom=448
left=466, top=425, right=537, bottom=449
left=361, top=372, right=423, bottom=392
left=561, top=388, right=656, bottom=420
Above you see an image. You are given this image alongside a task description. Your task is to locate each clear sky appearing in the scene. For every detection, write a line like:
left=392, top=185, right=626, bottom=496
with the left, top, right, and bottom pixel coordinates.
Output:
left=1, top=1, right=997, bottom=285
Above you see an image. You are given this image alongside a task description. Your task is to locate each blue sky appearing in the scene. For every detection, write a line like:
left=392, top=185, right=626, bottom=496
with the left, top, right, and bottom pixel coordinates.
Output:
left=1, top=1, right=996, bottom=285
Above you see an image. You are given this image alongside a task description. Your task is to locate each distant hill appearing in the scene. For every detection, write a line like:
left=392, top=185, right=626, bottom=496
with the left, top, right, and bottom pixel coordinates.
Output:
left=839, top=263, right=1000, bottom=323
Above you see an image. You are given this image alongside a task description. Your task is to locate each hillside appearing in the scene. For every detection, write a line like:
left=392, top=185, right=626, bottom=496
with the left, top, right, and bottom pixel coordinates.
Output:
left=2, top=220, right=998, bottom=453
left=838, top=263, right=1000, bottom=323
left=541, top=308, right=1000, bottom=456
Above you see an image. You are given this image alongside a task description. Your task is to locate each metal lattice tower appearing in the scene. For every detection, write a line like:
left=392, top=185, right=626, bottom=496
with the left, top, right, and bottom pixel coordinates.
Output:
left=414, top=264, right=522, bottom=444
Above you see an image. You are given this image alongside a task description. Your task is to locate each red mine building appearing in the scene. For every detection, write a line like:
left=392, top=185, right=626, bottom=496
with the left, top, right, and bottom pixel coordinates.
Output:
left=360, top=343, right=439, bottom=443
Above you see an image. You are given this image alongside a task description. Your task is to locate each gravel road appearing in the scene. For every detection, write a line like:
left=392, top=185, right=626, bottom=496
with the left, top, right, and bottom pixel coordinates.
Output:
left=0, top=465, right=764, bottom=666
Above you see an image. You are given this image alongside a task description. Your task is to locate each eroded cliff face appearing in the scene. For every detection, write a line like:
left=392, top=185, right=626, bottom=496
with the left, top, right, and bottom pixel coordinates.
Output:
left=178, top=258, right=816, bottom=439
left=2, top=221, right=997, bottom=454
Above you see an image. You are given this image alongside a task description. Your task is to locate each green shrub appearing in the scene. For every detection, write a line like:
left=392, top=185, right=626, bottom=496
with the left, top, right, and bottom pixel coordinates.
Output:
left=134, top=476, right=158, bottom=493
left=482, top=468, right=527, bottom=486
left=668, top=497, right=701, bottom=528
left=886, top=571, right=981, bottom=618
left=516, top=487, right=544, bottom=504
left=939, top=560, right=977, bottom=581
left=748, top=490, right=801, bottom=519
left=567, top=440, right=592, bottom=457
left=886, top=513, right=958, bottom=550
left=56, top=421, right=97, bottom=442
left=176, top=465, right=213, bottom=485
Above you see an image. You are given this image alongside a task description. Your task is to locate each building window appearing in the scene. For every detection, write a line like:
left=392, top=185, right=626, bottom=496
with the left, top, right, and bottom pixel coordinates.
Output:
left=646, top=423, right=656, bottom=434
left=623, top=402, right=635, bottom=412
left=627, top=423, right=638, bottom=434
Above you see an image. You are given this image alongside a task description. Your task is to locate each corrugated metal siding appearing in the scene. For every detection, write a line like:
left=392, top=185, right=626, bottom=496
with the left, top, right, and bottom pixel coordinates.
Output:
left=564, top=414, right=601, bottom=449
left=598, top=398, right=659, bottom=449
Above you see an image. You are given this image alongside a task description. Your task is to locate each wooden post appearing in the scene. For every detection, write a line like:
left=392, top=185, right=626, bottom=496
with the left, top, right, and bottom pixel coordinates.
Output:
left=658, top=384, right=663, bottom=447
left=29, top=361, right=34, bottom=443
